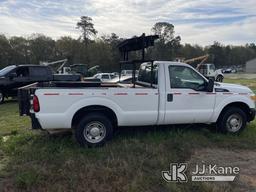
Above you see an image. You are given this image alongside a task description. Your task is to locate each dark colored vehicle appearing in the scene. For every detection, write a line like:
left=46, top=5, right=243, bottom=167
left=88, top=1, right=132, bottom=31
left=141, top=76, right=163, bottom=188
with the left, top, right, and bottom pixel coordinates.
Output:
left=0, top=65, right=81, bottom=104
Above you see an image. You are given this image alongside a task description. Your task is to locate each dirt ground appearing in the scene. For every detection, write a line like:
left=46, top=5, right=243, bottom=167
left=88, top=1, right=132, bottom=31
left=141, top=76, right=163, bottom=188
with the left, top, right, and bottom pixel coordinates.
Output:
left=189, top=148, right=256, bottom=191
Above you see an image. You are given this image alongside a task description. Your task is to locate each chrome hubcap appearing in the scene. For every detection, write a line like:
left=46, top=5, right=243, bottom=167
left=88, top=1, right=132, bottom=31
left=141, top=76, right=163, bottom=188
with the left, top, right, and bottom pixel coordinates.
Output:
left=226, top=114, right=242, bottom=132
left=83, top=121, right=106, bottom=143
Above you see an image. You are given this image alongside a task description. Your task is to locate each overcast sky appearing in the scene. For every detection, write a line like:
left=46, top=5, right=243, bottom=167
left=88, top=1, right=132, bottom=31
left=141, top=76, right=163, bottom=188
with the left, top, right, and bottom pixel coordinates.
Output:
left=0, top=0, right=255, bottom=45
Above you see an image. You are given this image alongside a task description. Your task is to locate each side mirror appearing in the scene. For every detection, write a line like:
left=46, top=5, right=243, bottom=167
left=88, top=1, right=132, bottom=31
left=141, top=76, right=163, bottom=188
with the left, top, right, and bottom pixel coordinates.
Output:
left=8, top=73, right=17, bottom=79
left=207, top=78, right=214, bottom=92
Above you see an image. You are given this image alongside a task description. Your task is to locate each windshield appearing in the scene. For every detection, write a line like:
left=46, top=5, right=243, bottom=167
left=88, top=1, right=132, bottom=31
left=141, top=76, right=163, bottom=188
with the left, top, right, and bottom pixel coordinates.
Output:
left=0, top=65, right=16, bottom=76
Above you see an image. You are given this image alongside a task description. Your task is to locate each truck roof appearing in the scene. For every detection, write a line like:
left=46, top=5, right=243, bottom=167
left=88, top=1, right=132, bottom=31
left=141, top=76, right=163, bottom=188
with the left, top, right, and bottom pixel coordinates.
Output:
left=151, top=61, right=192, bottom=67
left=17, top=64, right=48, bottom=67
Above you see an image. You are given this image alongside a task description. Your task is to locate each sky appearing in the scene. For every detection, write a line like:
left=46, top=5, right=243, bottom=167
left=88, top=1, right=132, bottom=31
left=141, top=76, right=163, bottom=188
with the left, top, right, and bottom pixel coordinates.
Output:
left=0, top=0, right=255, bottom=45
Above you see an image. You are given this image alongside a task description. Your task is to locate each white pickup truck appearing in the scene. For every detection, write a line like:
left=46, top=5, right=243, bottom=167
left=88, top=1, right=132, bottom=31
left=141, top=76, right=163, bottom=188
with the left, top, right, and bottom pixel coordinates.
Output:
left=19, top=61, right=256, bottom=147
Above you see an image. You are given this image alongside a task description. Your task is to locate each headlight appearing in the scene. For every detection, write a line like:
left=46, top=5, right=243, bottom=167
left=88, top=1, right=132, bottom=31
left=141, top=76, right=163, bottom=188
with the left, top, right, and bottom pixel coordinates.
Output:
left=251, top=95, right=256, bottom=101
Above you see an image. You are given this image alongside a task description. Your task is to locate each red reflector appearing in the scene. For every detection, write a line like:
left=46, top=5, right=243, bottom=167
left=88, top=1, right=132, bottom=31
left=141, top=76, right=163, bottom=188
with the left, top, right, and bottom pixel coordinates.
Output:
left=33, top=95, right=40, bottom=112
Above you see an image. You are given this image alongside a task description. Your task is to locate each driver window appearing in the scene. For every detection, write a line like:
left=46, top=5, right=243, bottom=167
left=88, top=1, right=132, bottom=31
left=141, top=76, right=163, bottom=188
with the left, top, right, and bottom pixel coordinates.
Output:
left=169, top=66, right=206, bottom=90
left=16, top=67, right=29, bottom=78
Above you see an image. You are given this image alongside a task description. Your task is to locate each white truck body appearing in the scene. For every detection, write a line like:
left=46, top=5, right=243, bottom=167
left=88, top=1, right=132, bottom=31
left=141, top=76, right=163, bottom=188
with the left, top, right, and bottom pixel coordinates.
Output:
left=33, top=61, right=255, bottom=130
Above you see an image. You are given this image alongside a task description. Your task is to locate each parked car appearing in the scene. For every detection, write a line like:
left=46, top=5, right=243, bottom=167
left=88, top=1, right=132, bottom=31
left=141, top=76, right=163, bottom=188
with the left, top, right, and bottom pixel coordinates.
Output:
left=18, top=61, right=256, bottom=147
left=231, top=68, right=237, bottom=73
left=121, top=70, right=132, bottom=76
left=121, top=70, right=139, bottom=76
left=111, top=72, right=119, bottom=76
left=107, top=75, right=133, bottom=84
left=92, top=73, right=117, bottom=82
left=222, top=67, right=238, bottom=73
left=0, top=65, right=80, bottom=104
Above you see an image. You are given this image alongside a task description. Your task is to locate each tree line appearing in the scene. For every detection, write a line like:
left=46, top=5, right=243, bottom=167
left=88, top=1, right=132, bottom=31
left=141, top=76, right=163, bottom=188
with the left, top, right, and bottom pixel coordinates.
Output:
left=0, top=16, right=256, bottom=72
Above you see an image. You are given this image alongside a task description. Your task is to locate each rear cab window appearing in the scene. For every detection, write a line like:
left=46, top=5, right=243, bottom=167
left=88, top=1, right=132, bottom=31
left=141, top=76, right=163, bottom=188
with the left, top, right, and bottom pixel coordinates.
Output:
left=137, top=62, right=158, bottom=87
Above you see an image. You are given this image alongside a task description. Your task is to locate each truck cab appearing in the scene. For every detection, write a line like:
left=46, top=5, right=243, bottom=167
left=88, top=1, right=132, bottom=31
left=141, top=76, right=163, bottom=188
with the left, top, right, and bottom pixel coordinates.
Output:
left=0, top=64, right=81, bottom=104
left=0, top=65, right=53, bottom=103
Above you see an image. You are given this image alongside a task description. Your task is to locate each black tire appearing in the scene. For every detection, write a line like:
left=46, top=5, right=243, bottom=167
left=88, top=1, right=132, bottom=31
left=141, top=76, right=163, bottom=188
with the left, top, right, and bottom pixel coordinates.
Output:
left=0, top=91, right=4, bottom=104
left=217, top=107, right=247, bottom=133
left=75, top=112, right=113, bottom=147
left=216, top=75, right=223, bottom=82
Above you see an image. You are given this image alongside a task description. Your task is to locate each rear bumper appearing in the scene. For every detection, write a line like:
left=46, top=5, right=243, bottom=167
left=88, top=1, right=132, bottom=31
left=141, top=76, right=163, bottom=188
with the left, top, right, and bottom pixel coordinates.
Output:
left=248, top=108, right=256, bottom=122
left=31, top=114, right=42, bottom=129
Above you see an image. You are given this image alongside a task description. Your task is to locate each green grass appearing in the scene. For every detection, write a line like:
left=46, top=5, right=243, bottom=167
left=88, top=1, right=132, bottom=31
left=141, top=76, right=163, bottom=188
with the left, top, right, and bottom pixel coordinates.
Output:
left=0, top=78, right=255, bottom=192
left=0, top=100, right=30, bottom=136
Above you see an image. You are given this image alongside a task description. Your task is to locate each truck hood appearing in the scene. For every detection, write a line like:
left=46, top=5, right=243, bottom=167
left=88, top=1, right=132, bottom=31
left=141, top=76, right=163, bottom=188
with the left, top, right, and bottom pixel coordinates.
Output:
left=215, top=82, right=253, bottom=94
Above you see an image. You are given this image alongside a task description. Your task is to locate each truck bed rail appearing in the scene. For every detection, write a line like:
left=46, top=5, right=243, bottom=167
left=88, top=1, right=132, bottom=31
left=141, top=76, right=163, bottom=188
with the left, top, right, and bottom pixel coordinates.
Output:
left=17, top=80, right=119, bottom=116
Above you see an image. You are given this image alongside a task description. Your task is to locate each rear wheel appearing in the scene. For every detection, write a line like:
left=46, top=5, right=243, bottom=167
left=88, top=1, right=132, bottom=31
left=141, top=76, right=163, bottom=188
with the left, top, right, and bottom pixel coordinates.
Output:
left=216, top=75, right=223, bottom=82
left=217, top=107, right=247, bottom=133
left=0, top=91, right=4, bottom=104
left=75, top=112, right=113, bottom=147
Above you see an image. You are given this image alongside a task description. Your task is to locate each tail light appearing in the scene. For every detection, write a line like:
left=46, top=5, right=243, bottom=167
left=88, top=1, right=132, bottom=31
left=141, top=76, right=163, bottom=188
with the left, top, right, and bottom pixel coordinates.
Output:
left=33, top=95, right=40, bottom=112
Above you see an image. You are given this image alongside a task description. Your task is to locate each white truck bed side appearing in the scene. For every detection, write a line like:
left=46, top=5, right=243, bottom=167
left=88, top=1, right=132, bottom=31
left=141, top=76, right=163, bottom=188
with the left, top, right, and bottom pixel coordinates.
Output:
left=35, top=87, right=159, bottom=129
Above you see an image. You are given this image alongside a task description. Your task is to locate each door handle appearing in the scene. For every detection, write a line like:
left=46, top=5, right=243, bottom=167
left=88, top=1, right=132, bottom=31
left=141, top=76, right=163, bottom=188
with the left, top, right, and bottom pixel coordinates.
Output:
left=167, top=93, right=173, bottom=102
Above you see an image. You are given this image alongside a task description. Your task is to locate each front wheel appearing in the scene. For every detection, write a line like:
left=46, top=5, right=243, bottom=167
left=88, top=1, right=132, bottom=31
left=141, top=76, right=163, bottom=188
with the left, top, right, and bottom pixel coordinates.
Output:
left=75, top=112, right=113, bottom=147
left=217, top=107, right=247, bottom=133
left=216, top=75, right=224, bottom=82
left=0, top=91, right=4, bottom=104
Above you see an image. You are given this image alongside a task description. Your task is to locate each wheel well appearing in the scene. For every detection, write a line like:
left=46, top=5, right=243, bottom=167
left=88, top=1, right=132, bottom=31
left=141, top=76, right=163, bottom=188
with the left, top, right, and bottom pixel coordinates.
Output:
left=219, top=102, right=251, bottom=122
left=71, top=105, right=118, bottom=129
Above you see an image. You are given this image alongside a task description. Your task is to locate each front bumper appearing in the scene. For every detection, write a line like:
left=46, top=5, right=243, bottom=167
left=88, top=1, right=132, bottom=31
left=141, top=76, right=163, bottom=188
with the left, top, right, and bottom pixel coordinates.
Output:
left=248, top=108, right=256, bottom=122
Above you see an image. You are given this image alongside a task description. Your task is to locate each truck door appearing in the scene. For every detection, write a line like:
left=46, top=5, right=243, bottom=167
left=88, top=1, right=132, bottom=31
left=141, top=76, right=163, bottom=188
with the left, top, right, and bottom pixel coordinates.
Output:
left=12, top=66, right=31, bottom=87
left=6, top=66, right=31, bottom=95
left=164, top=65, right=216, bottom=124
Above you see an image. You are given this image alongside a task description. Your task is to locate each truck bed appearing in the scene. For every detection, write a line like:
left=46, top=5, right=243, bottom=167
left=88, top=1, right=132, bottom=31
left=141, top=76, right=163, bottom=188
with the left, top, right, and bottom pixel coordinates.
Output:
left=18, top=81, right=146, bottom=116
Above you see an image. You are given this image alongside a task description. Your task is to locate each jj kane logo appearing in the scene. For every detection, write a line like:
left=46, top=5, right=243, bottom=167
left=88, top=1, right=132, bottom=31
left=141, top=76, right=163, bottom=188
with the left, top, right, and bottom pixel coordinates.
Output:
left=162, top=163, right=188, bottom=182
left=162, top=163, right=239, bottom=182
